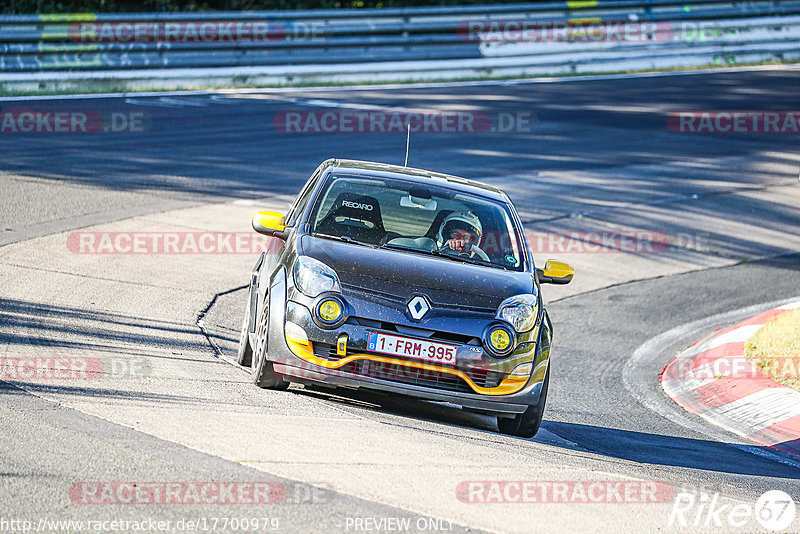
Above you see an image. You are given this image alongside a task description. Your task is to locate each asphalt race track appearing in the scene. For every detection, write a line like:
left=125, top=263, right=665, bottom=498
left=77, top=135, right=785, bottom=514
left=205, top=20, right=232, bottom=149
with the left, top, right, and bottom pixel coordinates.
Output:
left=2, top=67, right=800, bottom=533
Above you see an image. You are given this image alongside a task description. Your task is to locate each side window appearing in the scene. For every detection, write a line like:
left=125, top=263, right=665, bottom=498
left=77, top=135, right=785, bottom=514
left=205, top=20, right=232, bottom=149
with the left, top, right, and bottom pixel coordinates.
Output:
left=286, top=166, right=325, bottom=226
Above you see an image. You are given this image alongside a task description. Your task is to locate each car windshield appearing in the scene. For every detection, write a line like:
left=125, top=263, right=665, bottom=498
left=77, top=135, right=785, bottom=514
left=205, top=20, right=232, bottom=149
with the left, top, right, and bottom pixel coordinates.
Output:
left=308, top=174, right=525, bottom=271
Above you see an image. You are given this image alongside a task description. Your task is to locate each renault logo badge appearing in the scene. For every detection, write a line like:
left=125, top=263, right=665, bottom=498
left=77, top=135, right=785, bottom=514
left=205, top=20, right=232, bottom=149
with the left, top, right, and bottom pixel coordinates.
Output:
left=407, top=296, right=430, bottom=320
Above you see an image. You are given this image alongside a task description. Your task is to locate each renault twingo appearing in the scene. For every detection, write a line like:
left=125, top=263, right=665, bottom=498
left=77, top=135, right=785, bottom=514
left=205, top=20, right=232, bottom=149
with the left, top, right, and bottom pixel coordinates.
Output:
left=237, top=159, right=573, bottom=437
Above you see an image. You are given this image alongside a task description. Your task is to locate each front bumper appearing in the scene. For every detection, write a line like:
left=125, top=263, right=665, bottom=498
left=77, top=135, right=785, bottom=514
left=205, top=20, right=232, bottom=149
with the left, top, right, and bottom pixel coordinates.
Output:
left=274, top=360, right=542, bottom=414
left=267, top=288, right=550, bottom=415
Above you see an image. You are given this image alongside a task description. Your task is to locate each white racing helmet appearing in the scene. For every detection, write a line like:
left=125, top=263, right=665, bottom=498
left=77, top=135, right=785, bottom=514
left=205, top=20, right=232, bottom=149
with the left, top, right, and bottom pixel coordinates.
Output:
left=437, top=211, right=483, bottom=245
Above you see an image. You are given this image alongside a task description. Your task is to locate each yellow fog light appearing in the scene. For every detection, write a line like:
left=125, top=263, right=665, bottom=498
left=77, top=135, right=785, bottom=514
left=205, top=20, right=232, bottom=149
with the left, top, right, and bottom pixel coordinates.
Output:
left=318, top=299, right=342, bottom=323
left=489, top=328, right=511, bottom=352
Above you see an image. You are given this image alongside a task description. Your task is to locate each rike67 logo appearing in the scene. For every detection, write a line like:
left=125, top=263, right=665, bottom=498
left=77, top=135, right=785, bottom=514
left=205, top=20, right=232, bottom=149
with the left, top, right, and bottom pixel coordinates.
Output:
left=670, top=490, right=796, bottom=531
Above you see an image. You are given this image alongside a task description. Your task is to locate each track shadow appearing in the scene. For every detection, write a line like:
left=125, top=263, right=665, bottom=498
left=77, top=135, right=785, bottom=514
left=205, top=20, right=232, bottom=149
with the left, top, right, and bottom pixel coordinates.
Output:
left=0, top=381, right=245, bottom=409
left=543, top=421, right=800, bottom=480
left=0, top=297, right=210, bottom=355
left=293, top=385, right=800, bottom=480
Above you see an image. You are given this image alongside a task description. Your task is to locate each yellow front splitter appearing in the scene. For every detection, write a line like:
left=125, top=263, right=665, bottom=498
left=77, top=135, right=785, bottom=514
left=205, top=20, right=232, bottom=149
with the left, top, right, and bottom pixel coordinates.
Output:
left=285, top=334, right=529, bottom=396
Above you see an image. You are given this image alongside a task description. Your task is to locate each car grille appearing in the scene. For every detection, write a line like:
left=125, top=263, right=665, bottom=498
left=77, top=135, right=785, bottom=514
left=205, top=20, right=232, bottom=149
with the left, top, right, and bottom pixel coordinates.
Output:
left=347, top=317, right=481, bottom=346
left=341, top=283, right=496, bottom=314
left=312, top=342, right=505, bottom=392
left=343, top=359, right=472, bottom=393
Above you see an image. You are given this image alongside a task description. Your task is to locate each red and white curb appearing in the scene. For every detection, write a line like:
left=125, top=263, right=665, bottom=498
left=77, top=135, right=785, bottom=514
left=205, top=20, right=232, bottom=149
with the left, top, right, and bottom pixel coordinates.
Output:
left=661, top=300, right=800, bottom=460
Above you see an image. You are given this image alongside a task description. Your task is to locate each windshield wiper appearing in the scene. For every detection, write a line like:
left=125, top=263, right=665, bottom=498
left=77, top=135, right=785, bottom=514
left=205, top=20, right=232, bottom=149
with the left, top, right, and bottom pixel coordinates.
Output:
left=429, top=248, right=497, bottom=268
left=383, top=242, right=506, bottom=270
left=315, top=233, right=387, bottom=250
left=433, top=247, right=513, bottom=270
left=380, top=242, right=427, bottom=254
left=314, top=233, right=356, bottom=244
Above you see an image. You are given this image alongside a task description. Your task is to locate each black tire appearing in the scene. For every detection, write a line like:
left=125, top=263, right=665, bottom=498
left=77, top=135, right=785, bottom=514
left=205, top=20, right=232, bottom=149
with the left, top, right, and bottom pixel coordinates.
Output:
left=497, top=366, right=549, bottom=438
left=251, top=295, right=289, bottom=390
left=235, top=287, right=254, bottom=367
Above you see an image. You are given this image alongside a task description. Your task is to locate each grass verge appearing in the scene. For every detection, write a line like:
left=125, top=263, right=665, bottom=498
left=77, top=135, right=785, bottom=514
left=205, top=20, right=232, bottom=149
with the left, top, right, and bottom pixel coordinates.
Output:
left=745, top=308, right=800, bottom=391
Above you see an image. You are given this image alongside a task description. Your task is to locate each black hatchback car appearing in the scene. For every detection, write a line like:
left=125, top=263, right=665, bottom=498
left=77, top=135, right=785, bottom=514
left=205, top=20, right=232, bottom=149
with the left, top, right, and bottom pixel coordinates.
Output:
left=236, top=159, right=573, bottom=437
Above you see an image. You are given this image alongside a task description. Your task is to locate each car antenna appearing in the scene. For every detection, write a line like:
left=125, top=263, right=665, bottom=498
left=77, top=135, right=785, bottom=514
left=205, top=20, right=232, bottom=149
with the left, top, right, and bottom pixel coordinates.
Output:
left=404, top=123, right=410, bottom=167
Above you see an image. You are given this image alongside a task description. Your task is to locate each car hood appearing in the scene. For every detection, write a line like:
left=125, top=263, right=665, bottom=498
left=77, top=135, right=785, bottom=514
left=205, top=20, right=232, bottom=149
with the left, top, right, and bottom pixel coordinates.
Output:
left=300, top=235, right=534, bottom=309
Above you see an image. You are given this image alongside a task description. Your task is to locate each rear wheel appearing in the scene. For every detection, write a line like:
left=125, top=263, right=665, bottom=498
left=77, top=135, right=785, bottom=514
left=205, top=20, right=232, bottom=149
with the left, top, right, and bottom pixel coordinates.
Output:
left=251, top=295, right=289, bottom=390
left=497, top=367, right=549, bottom=438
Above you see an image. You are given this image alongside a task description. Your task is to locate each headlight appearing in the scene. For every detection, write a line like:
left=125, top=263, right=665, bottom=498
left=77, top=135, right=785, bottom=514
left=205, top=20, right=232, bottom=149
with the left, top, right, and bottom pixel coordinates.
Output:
left=497, top=294, right=539, bottom=333
left=293, top=256, right=341, bottom=297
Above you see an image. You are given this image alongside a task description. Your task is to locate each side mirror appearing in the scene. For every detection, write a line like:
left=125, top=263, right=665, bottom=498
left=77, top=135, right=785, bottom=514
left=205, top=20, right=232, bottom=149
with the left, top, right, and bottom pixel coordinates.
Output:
left=252, top=211, right=286, bottom=237
left=536, top=259, right=574, bottom=285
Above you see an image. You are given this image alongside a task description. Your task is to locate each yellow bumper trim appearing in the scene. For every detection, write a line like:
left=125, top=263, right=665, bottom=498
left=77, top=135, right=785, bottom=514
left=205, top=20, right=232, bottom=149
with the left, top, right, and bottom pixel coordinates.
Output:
left=286, top=334, right=529, bottom=396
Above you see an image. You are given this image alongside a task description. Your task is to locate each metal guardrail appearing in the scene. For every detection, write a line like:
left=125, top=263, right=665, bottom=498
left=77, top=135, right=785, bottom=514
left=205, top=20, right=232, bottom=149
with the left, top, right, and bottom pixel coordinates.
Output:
left=0, top=1, right=798, bottom=91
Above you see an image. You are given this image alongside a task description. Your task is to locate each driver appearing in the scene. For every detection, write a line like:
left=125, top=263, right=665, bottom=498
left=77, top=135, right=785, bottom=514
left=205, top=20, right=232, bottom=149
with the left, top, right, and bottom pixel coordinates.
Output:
left=387, top=210, right=491, bottom=262
left=436, top=211, right=488, bottom=260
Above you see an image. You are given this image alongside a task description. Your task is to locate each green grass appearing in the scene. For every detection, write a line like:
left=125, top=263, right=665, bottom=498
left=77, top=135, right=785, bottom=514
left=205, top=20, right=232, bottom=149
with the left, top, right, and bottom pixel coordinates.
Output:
left=745, top=308, right=800, bottom=391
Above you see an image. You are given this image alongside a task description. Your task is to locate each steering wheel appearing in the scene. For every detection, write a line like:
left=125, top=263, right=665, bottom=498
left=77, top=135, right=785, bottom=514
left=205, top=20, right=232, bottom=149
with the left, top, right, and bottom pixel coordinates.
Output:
left=437, top=243, right=491, bottom=263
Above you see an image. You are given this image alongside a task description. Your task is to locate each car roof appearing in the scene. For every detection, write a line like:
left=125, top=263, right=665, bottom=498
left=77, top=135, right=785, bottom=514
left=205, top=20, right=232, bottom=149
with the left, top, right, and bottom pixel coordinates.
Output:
left=321, top=159, right=510, bottom=202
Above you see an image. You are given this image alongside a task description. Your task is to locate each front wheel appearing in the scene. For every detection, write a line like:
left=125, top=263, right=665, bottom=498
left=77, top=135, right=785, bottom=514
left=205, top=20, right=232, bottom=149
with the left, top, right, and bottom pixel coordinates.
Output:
left=235, top=287, right=254, bottom=367
left=251, top=295, right=289, bottom=390
left=497, top=367, right=549, bottom=438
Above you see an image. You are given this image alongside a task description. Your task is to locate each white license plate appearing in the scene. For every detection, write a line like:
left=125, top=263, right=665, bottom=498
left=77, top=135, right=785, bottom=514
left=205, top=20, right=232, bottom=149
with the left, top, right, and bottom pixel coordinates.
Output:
left=367, top=332, right=457, bottom=365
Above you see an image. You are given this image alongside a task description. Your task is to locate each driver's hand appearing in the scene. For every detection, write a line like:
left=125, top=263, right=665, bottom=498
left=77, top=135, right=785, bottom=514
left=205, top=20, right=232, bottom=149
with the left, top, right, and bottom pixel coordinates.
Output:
left=446, top=239, right=470, bottom=253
